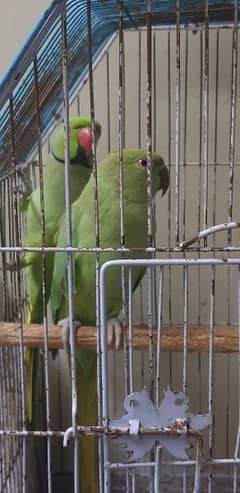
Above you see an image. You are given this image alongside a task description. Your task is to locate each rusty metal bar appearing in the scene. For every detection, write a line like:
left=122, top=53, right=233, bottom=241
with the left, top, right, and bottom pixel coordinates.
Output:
left=6, top=244, right=240, bottom=255
left=64, top=423, right=203, bottom=440
left=107, top=457, right=240, bottom=469
left=0, top=424, right=203, bottom=440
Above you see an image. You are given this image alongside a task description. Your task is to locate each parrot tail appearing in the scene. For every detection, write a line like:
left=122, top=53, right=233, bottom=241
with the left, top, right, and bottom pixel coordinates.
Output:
left=77, top=350, right=98, bottom=493
left=25, top=254, right=54, bottom=423
left=25, top=347, right=38, bottom=424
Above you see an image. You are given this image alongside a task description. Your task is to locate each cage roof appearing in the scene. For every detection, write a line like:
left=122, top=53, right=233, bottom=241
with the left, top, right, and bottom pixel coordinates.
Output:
left=0, top=0, right=238, bottom=176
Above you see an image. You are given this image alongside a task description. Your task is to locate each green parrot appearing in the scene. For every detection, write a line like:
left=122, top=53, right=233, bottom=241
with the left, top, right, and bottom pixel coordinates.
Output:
left=23, top=116, right=101, bottom=424
left=50, top=148, right=169, bottom=493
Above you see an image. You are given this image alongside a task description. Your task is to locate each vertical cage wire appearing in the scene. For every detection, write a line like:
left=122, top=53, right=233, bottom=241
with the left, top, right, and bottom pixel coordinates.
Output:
left=207, top=265, right=215, bottom=492
left=196, top=29, right=204, bottom=421
left=9, top=96, right=27, bottom=493
left=182, top=266, right=188, bottom=397
left=212, top=29, right=219, bottom=245
left=167, top=29, right=173, bottom=388
left=175, top=0, right=181, bottom=247
left=233, top=265, right=240, bottom=492
left=137, top=28, right=147, bottom=406
left=106, top=29, right=118, bottom=431
left=181, top=44, right=188, bottom=486
left=182, top=30, right=188, bottom=246
left=118, top=8, right=132, bottom=491
left=226, top=6, right=239, bottom=464
left=228, top=0, right=238, bottom=237
left=8, top=176, right=17, bottom=321
left=106, top=50, right=111, bottom=155
left=182, top=265, right=188, bottom=493
left=146, top=0, right=154, bottom=394
left=61, top=7, right=80, bottom=493
left=203, top=0, right=209, bottom=245
left=118, top=2, right=128, bottom=402
left=33, top=55, right=53, bottom=493
left=153, top=444, right=161, bottom=493
left=146, top=5, right=154, bottom=490
left=155, top=265, right=163, bottom=408
left=1, top=179, right=9, bottom=320
left=127, top=268, right=136, bottom=492
left=128, top=268, right=134, bottom=394
left=86, top=1, right=103, bottom=491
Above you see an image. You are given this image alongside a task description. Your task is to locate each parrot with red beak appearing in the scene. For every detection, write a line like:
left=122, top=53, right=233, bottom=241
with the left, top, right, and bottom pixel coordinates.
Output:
left=51, top=148, right=169, bottom=492
left=23, top=116, right=101, bottom=424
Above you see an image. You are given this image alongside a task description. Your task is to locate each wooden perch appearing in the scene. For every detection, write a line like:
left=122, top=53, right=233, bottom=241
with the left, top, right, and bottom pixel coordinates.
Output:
left=0, top=322, right=239, bottom=353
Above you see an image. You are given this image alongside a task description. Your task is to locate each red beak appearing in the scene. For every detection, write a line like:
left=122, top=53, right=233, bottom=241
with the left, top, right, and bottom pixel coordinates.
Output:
left=78, top=127, right=93, bottom=157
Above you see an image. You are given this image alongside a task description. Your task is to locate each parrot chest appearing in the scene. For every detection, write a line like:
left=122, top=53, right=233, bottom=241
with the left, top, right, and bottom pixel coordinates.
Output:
left=72, top=200, right=152, bottom=323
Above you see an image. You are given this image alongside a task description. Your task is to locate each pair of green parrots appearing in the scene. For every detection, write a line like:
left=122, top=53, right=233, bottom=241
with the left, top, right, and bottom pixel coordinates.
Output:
left=23, top=116, right=169, bottom=492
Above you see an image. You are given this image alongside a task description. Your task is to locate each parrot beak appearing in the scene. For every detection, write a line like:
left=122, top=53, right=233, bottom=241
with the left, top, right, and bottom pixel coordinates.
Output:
left=159, top=163, right=170, bottom=196
left=78, top=127, right=93, bottom=157
left=78, top=125, right=101, bottom=158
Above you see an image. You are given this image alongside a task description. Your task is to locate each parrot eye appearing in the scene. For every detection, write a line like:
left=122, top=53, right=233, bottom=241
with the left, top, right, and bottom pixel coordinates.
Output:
left=136, top=159, right=148, bottom=170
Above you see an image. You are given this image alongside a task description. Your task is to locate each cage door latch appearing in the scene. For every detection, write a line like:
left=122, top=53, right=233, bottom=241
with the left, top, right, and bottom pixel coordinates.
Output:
left=109, top=388, right=212, bottom=461
left=63, top=387, right=211, bottom=461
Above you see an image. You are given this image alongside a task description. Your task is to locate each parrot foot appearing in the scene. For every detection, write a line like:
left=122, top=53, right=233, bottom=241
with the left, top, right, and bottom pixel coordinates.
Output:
left=58, top=318, right=82, bottom=355
left=107, top=318, right=123, bottom=350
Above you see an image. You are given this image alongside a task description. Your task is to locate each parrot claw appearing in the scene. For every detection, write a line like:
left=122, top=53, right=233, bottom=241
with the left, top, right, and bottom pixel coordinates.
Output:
left=107, top=318, right=123, bottom=350
left=58, top=317, right=82, bottom=354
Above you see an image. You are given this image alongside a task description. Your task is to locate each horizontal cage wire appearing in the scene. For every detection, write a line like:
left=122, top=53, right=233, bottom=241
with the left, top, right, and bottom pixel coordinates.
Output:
left=1, top=1, right=240, bottom=492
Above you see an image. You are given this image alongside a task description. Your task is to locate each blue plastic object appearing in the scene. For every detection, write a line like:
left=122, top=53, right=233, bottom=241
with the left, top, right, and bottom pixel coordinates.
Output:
left=0, top=0, right=238, bottom=175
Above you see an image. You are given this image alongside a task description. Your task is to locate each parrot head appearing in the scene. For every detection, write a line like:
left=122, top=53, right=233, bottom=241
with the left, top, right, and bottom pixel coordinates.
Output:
left=50, top=117, right=101, bottom=166
left=116, top=149, right=169, bottom=200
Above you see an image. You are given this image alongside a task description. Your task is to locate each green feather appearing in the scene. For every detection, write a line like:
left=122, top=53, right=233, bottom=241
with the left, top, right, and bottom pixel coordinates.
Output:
left=23, top=116, right=101, bottom=424
left=50, top=148, right=169, bottom=493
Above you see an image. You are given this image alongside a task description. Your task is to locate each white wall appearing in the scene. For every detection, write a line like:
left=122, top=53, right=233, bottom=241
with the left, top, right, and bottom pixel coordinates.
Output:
left=0, top=1, right=50, bottom=77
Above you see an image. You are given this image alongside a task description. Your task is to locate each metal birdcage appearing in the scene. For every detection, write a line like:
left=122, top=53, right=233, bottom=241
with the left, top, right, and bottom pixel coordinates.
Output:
left=1, top=0, right=240, bottom=492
